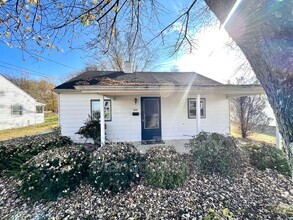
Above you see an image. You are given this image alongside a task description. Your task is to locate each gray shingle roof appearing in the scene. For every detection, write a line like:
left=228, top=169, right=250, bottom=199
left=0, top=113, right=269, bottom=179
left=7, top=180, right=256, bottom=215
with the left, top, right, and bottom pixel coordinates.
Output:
left=55, top=71, right=222, bottom=90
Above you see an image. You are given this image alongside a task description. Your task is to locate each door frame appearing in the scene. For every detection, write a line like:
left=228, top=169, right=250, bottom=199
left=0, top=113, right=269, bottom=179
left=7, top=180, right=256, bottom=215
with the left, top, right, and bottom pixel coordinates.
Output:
left=141, top=97, right=162, bottom=141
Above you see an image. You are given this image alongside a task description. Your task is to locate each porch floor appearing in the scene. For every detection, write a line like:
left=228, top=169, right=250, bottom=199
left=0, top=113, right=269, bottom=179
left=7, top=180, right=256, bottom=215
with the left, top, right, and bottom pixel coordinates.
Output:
left=132, top=139, right=190, bottom=154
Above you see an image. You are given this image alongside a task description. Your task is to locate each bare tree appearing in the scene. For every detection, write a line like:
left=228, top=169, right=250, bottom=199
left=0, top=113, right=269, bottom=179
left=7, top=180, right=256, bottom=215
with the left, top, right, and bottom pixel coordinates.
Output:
left=232, top=95, right=272, bottom=139
left=223, top=39, right=254, bottom=80
left=0, top=0, right=292, bottom=163
left=0, top=0, right=162, bottom=56
left=86, top=31, right=159, bottom=71
left=231, top=77, right=272, bottom=138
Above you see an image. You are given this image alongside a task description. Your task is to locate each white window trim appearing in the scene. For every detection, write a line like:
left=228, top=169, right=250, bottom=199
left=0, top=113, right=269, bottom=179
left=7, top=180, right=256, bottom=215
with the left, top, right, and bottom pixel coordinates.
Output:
left=90, top=99, right=112, bottom=121
left=36, top=105, right=44, bottom=114
left=11, top=104, right=23, bottom=116
left=188, top=98, right=206, bottom=119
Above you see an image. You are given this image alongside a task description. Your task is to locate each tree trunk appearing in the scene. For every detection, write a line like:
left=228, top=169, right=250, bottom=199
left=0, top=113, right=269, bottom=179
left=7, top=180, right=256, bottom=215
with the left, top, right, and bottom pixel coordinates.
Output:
left=239, top=97, right=247, bottom=139
left=205, top=0, right=293, bottom=163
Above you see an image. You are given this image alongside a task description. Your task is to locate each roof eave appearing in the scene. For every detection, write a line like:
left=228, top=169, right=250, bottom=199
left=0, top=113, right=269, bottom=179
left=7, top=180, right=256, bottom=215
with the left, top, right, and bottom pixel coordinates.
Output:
left=53, top=89, right=82, bottom=94
left=54, top=84, right=265, bottom=96
left=77, top=84, right=265, bottom=95
left=36, top=102, right=46, bottom=106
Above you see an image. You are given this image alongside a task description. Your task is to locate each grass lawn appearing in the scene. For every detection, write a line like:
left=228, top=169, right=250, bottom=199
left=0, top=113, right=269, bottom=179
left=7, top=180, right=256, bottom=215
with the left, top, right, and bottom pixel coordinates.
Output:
left=0, top=113, right=58, bottom=141
left=231, top=126, right=276, bottom=144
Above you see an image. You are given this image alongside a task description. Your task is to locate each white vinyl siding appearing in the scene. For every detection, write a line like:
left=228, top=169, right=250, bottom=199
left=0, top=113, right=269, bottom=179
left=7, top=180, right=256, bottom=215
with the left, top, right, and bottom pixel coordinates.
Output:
left=0, top=75, right=45, bottom=130
left=59, top=92, right=229, bottom=142
left=161, top=93, right=229, bottom=140
left=12, top=105, right=23, bottom=116
left=59, top=94, right=103, bottom=141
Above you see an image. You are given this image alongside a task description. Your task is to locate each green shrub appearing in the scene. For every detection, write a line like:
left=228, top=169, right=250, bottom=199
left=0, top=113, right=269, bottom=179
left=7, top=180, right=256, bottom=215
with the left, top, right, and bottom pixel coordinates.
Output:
left=145, top=146, right=189, bottom=189
left=18, top=146, right=88, bottom=201
left=88, top=143, right=141, bottom=194
left=186, top=132, right=245, bottom=176
left=76, top=117, right=101, bottom=145
left=0, top=133, right=72, bottom=176
left=247, top=143, right=292, bottom=176
left=0, top=146, right=9, bottom=175
left=272, top=204, right=293, bottom=217
left=204, top=208, right=235, bottom=220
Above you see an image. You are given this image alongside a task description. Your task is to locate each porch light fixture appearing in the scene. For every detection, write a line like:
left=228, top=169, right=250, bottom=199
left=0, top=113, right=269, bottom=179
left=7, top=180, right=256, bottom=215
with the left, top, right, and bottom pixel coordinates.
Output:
left=134, top=98, right=138, bottom=105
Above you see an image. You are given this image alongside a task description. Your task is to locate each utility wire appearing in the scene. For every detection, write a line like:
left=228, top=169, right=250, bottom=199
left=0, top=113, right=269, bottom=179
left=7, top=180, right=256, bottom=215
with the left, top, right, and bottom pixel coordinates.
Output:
left=0, top=64, right=54, bottom=80
left=15, top=48, right=76, bottom=70
left=0, top=61, right=53, bottom=78
left=30, top=53, right=76, bottom=70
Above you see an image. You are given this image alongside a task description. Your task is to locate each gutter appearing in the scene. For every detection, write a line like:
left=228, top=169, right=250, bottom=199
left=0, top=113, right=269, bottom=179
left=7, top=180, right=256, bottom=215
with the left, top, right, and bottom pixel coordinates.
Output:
left=54, top=84, right=265, bottom=95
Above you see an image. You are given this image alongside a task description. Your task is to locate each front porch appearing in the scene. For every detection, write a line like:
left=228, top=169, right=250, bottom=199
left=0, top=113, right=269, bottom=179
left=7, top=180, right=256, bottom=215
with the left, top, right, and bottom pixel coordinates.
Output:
left=94, top=85, right=282, bottom=149
left=58, top=83, right=281, bottom=147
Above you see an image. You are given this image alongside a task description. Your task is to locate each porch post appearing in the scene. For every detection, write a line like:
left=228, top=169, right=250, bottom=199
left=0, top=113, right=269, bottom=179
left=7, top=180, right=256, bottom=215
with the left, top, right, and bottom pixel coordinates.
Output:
left=276, top=124, right=281, bottom=149
left=196, top=94, right=201, bottom=135
left=100, top=95, right=105, bottom=146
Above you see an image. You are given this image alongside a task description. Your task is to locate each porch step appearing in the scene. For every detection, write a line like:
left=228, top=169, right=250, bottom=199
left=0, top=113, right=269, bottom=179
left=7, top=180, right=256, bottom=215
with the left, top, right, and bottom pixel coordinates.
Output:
left=141, top=140, right=165, bottom=145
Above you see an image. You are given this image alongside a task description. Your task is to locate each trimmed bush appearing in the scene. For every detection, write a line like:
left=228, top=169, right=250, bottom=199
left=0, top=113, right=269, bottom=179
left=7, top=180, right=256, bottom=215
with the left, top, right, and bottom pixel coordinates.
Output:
left=0, top=133, right=72, bottom=176
left=145, top=146, right=189, bottom=189
left=18, top=146, right=88, bottom=201
left=247, top=143, right=292, bottom=176
left=186, top=132, right=245, bottom=176
left=88, top=143, right=141, bottom=194
left=76, top=117, right=101, bottom=145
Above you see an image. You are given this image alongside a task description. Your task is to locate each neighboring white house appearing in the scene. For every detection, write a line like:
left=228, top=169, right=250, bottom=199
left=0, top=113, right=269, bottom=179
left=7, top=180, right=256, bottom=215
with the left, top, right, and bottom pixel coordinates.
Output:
left=54, top=64, right=266, bottom=145
left=0, top=74, right=45, bottom=130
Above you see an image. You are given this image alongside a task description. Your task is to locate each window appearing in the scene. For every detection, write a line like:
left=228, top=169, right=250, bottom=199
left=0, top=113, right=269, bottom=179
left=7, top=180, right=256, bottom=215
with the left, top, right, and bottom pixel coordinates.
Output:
left=12, top=105, right=23, bottom=116
left=91, top=100, right=111, bottom=121
left=36, top=106, right=44, bottom=113
left=188, top=98, right=206, bottom=119
left=104, top=100, right=111, bottom=120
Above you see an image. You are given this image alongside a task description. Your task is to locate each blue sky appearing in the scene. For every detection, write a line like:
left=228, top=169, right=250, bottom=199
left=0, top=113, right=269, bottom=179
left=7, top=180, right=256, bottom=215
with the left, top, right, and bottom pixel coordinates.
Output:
left=0, top=41, right=87, bottom=83
left=0, top=0, right=248, bottom=84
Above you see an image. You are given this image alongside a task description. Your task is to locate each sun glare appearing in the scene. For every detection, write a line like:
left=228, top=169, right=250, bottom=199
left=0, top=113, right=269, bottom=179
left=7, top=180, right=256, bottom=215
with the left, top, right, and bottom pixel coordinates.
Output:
left=172, top=27, right=240, bottom=83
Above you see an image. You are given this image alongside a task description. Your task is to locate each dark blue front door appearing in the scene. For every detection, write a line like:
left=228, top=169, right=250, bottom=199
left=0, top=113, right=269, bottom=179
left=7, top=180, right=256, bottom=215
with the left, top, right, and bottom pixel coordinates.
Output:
left=141, top=97, right=162, bottom=141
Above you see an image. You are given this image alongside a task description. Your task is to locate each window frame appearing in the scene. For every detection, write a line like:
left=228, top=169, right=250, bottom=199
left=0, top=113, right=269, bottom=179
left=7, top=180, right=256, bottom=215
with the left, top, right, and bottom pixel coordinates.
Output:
left=187, top=98, right=206, bottom=119
left=11, top=104, right=23, bottom=116
left=36, top=106, right=44, bottom=114
left=90, top=99, right=112, bottom=121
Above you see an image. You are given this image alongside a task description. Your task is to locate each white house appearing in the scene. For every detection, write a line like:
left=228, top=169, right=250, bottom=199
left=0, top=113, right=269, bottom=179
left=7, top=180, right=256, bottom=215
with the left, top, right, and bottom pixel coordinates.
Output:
left=0, top=74, right=45, bottom=130
left=55, top=64, right=267, bottom=146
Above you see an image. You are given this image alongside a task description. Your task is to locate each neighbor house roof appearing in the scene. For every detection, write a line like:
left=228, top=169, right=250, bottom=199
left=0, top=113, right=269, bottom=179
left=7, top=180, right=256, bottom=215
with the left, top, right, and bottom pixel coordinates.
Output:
left=0, top=73, right=45, bottom=105
left=55, top=71, right=223, bottom=90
